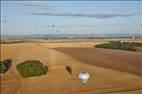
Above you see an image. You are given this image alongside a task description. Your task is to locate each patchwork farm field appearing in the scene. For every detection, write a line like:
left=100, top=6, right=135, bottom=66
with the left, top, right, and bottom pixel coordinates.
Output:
left=1, top=40, right=142, bottom=94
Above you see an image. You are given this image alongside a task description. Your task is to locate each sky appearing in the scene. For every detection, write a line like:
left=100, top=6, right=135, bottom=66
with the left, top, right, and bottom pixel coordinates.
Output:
left=1, top=1, right=142, bottom=35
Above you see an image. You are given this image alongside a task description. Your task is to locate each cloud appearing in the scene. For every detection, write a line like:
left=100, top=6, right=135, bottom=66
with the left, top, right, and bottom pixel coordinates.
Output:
left=16, top=1, right=51, bottom=10
left=17, top=1, right=41, bottom=7
left=16, top=1, right=136, bottom=19
left=30, top=12, right=135, bottom=19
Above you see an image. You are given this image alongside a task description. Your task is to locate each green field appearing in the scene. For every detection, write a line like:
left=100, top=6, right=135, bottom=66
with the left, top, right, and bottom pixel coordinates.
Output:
left=95, top=41, right=142, bottom=51
left=16, top=60, right=48, bottom=78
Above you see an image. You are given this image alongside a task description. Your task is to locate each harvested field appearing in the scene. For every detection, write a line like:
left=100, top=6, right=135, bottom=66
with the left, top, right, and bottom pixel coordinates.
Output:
left=55, top=47, right=142, bottom=76
left=1, top=41, right=142, bottom=94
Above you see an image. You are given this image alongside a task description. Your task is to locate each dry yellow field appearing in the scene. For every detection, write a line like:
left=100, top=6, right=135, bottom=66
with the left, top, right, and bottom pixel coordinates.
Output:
left=1, top=41, right=142, bottom=94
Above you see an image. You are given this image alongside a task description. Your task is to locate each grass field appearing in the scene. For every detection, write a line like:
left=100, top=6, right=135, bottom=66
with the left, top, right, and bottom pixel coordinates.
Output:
left=0, top=40, right=142, bottom=94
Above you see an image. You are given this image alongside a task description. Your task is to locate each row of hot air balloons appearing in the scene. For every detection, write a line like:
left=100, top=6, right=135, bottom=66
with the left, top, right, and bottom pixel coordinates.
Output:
left=34, top=25, right=60, bottom=33
left=65, top=66, right=90, bottom=85
left=34, top=25, right=56, bottom=28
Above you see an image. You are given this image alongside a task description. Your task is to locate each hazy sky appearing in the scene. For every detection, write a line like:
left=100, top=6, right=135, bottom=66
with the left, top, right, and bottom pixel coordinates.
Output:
left=1, top=1, right=142, bottom=35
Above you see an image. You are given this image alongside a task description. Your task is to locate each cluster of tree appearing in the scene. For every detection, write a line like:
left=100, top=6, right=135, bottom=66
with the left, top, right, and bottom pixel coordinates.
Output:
left=1, top=59, right=74, bottom=78
left=1, top=59, right=91, bottom=85
left=0, top=59, right=12, bottom=73
left=95, top=41, right=142, bottom=51
left=16, top=60, right=48, bottom=78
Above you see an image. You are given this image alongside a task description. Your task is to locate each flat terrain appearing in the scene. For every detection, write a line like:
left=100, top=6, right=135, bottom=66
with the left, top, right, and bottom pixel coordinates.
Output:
left=1, top=41, right=142, bottom=94
left=55, top=47, right=142, bottom=76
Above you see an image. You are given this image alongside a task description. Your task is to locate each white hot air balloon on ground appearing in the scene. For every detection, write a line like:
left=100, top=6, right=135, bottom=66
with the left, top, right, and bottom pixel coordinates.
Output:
left=79, top=72, right=90, bottom=85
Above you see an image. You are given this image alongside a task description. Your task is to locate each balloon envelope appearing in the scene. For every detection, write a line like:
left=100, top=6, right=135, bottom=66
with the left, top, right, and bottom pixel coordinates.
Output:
left=79, top=72, right=90, bottom=85
left=52, top=25, right=55, bottom=27
left=34, top=25, right=38, bottom=27
left=3, top=19, right=7, bottom=23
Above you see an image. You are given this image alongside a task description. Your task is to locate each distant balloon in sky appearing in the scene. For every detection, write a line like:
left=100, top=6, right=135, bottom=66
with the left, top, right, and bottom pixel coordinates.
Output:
left=52, top=25, right=55, bottom=28
left=79, top=72, right=90, bottom=85
left=3, top=19, right=7, bottom=23
left=34, top=25, right=38, bottom=27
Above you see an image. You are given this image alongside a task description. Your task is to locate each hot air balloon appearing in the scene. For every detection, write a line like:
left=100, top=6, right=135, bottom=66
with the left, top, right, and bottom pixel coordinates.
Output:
left=79, top=72, right=90, bottom=85
left=34, top=25, right=38, bottom=27
left=3, top=19, right=7, bottom=23
left=56, top=30, right=59, bottom=32
left=52, top=25, right=55, bottom=28
left=65, top=66, right=72, bottom=76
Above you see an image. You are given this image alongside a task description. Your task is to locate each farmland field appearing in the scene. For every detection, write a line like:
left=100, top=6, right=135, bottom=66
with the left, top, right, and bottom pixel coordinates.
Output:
left=0, top=40, right=142, bottom=94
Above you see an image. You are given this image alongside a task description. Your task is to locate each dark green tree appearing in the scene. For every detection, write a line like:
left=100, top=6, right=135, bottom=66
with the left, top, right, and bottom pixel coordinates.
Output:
left=0, top=59, right=12, bottom=73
